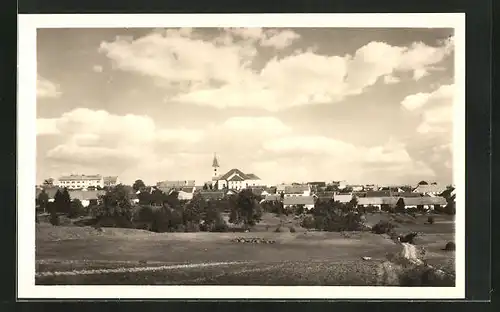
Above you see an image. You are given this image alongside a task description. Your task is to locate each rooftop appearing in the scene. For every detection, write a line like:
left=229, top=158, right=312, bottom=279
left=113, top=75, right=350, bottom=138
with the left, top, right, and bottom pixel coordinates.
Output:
left=283, top=196, right=315, bottom=206
left=59, top=174, right=102, bottom=181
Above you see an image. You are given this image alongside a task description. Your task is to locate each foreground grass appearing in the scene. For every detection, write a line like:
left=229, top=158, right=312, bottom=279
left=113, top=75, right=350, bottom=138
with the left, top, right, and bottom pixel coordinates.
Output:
left=35, top=213, right=455, bottom=286
left=36, top=259, right=384, bottom=286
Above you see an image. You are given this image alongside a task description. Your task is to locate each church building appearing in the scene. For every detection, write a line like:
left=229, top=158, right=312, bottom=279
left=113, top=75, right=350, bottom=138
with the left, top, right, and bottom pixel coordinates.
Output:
left=210, top=153, right=262, bottom=190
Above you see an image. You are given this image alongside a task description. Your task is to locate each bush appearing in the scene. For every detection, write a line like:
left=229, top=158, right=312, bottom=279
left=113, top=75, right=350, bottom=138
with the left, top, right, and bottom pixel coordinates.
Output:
left=399, top=265, right=455, bottom=286
left=372, top=220, right=397, bottom=234
left=68, top=199, right=85, bottom=219
left=427, top=216, right=435, bottom=224
left=184, top=221, right=200, bottom=232
left=49, top=213, right=60, bottom=226
left=364, top=205, right=378, bottom=214
left=300, top=215, right=315, bottom=229
left=211, top=220, right=229, bottom=232
left=444, top=241, right=455, bottom=251
left=289, top=226, right=296, bottom=233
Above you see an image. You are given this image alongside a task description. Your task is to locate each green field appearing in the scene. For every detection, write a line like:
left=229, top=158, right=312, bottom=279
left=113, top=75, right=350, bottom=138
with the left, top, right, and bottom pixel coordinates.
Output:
left=35, top=212, right=455, bottom=285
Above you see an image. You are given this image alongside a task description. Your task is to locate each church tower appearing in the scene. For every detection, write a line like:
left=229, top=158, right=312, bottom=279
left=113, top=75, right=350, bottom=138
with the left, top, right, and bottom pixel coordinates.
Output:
left=212, top=153, right=220, bottom=178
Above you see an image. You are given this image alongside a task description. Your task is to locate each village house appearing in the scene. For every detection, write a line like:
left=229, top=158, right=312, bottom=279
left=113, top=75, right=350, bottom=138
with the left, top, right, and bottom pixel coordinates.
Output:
left=157, top=180, right=196, bottom=189
left=312, top=191, right=335, bottom=202
left=357, top=197, right=399, bottom=211
left=348, top=185, right=364, bottom=192
left=103, top=176, right=120, bottom=187
left=69, top=189, right=106, bottom=207
left=176, top=187, right=196, bottom=201
left=56, top=174, right=104, bottom=189
left=282, top=184, right=311, bottom=198
left=333, top=193, right=353, bottom=204
left=283, top=195, right=315, bottom=211
left=262, top=194, right=281, bottom=202
left=412, top=184, right=448, bottom=196
left=402, top=196, right=447, bottom=210
left=209, top=154, right=262, bottom=190
left=198, top=190, right=226, bottom=201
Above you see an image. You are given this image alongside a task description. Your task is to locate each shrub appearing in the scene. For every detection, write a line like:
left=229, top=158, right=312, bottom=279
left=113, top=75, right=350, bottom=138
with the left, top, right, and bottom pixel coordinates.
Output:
left=372, top=220, right=397, bottom=234
left=184, top=221, right=200, bottom=232
left=68, top=199, right=85, bottom=219
left=49, top=213, right=60, bottom=226
left=364, top=205, right=378, bottom=214
left=427, top=216, right=435, bottom=224
left=300, top=215, right=315, bottom=229
left=289, top=226, right=296, bottom=233
left=444, top=241, right=455, bottom=251
left=399, top=265, right=455, bottom=286
left=399, top=232, right=418, bottom=244
left=211, top=220, right=229, bottom=232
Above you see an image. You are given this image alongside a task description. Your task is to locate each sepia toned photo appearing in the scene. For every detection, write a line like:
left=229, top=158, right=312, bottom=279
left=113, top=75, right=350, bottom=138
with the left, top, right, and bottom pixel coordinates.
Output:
left=18, top=14, right=465, bottom=299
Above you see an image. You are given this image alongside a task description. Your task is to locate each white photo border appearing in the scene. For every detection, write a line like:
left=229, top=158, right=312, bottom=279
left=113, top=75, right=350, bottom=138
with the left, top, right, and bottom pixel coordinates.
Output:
left=17, top=13, right=466, bottom=299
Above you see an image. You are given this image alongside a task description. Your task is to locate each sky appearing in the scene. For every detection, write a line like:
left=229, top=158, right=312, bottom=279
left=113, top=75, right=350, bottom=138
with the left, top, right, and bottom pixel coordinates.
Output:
left=36, top=27, right=455, bottom=186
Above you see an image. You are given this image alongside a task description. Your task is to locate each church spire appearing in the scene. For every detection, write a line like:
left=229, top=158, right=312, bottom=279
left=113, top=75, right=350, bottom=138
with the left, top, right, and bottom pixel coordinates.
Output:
left=212, top=153, right=219, bottom=179
left=212, top=153, right=219, bottom=168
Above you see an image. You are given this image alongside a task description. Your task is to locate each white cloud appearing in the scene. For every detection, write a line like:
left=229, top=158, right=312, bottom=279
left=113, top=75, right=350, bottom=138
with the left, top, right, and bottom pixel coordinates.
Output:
left=383, top=74, right=400, bottom=84
left=401, top=84, right=454, bottom=182
left=92, top=65, right=103, bottom=73
left=37, top=75, right=61, bottom=99
left=223, top=28, right=301, bottom=50
left=401, top=84, right=454, bottom=135
left=221, top=116, right=291, bottom=134
left=38, top=108, right=204, bottom=175
left=256, top=136, right=435, bottom=185
left=260, top=29, right=301, bottom=49
left=100, top=29, right=454, bottom=112
left=412, top=68, right=429, bottom=80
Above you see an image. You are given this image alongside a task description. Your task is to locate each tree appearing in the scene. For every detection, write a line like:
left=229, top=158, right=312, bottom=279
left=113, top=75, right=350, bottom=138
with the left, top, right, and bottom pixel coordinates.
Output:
left=395, top=198, right=406, bottom=213
left=68, top=199, right=85, bottom=218
left=228, top=189, right=262, bottom=228
left=138, top=191, right=152, bottom=206
left=133, top=179, right=146, bottom=192
left=150, top=188, right=165, bottom=206
left=183, top=194, right=204, bottom=225
left=43, top=178, right=54, bottom=187
left=418, top=181, right=429, bottom=185
left=97, top=184, right=134, bottom=227
left=54, top=188, right=71, bottom=213
left=37, top=189, right=49, bottom=213
left=62, top=188, right=71, bottom=213
left=209, top=184, right=213, bottom=190
left=203, top=183, right=208, bottom=190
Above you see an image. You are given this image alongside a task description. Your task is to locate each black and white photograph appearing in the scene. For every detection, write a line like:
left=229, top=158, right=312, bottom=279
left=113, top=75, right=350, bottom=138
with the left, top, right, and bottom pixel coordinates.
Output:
left=18, top=14, right=465, bottom=299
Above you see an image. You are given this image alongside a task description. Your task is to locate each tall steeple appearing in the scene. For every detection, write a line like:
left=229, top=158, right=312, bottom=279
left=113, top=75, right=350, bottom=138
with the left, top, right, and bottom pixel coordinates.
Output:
left=212, top=153, right=219, bottom=178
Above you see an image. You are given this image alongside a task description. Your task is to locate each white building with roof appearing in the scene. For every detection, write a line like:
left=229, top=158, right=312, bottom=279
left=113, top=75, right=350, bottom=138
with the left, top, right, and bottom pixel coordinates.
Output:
left=56, top=174, right=104, bottom=189
left=210, top=154, right=262, bottom=190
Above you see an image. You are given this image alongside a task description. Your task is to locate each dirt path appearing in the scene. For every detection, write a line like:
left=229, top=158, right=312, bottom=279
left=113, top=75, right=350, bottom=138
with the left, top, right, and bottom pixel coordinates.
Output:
left=36, top=260, right=248, bottom=278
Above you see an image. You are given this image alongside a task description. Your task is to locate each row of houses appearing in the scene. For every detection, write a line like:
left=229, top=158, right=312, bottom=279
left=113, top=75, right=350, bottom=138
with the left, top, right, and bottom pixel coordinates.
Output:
left=54, top=174, right=120, bottom=190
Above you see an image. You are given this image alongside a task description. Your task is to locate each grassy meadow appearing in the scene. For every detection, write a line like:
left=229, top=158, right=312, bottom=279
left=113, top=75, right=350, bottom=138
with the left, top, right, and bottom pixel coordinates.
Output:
left=35, top=212, right=455, bottom=286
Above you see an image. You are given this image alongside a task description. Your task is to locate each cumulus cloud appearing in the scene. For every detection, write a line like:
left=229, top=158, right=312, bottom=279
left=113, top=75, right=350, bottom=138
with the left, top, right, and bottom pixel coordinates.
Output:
left=100, top=28, right=453, bottom=112
left=37, top=107, right=443, bottom=185
left=260, top=29, right=301, bottom=49
left=401, top=84, right=455, bottom=182
left=38, top=108, right=203, bottom=176
left=383, top=74, right=400, bottom=84
left=401, top=84, right=454, bottom=134
left=37, top=75, right=61, bottom=99
left=253, top=136, right=436, bottom=185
